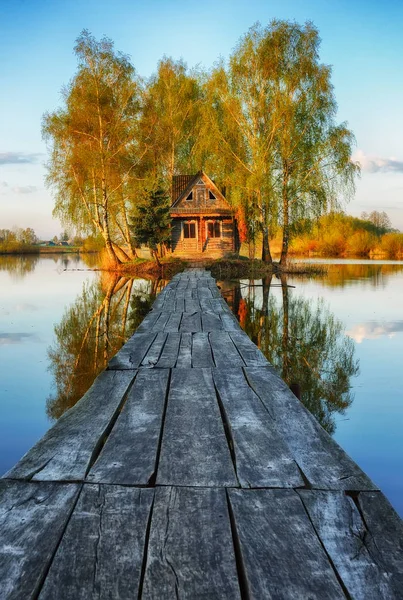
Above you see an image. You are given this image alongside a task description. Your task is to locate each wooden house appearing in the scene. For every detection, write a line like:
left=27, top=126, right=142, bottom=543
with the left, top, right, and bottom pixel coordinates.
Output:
left=170, top=172, right=236, bottom=257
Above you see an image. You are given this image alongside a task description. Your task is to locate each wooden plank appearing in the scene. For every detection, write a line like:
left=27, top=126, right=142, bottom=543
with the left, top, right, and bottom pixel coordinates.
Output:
left=184, top=298, right=200, bottom=313
left=39, top=485, right=154, bottom=600
left=174, top=297, right=185, bottom=312
left=298, top=490, right=401, bottom=599
left=157, top=369, right=238, bottom=486
left=213, top=369, right=303, bottom=488
left=87, top=369, right=169, bottom=484
left=140, top=332, right=167, bottom=368
left=176, top=332, right=192, bottom=368
left=191, top=332, right=215, bottom=367
left=229, top=330, right=269, bottom=366
left=180, top=311, right=201, bottom=332
left=201, top=311, right=223, bottom=332
left=228, top=489, right=345, bottom=599
left=135, top=309, right=162, bottom=333
left=108, top=332, right=156, bottom=369
left=0, top=480, right=80, bottom=600
left=220, top=311, right=241, bottom=331
left=244, top=366, right=377, bottom=490
left=151, top=312, right=171, bottom=332
left=197, top=286, right=213, bottom=300
left=358, top=492, right=403, bottom=597
left=210, top=297, right=229, bottom=313
left=209, top=331, right=245, bottom=367
left=142, top=486, right=241, bottom=600
left=4, top=370, right=135, bottom=481
left=156, top=333, right=181, bottom=368
left=164, top=312, right=182, bottom=332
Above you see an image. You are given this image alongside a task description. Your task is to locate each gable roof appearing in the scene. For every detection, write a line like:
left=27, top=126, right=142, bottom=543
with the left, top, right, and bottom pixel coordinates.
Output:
left=171, top=171, right=230, bottom=210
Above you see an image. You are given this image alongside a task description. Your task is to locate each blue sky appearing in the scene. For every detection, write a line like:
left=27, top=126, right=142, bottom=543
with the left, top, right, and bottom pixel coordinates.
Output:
left=1, top=0, right=403, bottom=237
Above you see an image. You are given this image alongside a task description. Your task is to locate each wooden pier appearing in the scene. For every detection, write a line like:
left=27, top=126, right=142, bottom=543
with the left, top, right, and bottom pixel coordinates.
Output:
left=1, top=269, right=402, bottom=599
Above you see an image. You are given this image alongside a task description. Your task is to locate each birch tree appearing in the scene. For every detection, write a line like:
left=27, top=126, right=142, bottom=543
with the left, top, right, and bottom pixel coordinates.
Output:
left=43, top=31, right=142, bottom=265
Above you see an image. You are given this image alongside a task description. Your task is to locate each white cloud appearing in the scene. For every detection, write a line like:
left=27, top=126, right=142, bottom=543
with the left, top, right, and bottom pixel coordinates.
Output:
left=11, top=185, right=38, bottom=194
left=353, top=149, right=403, bottom=173
left=0, top=152, right=42, bottom=165
left=1, top=181, right=8, bottom=187
left=346, top=321, right=403, bottom=343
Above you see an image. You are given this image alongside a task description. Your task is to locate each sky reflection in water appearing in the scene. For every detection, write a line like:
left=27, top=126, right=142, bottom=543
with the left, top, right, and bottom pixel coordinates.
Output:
left=0, top=256, right=402, bottom=516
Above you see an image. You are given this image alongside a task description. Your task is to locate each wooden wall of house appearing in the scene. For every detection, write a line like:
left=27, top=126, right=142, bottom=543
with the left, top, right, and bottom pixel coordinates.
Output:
left=171, top=218, right=234, bottom=257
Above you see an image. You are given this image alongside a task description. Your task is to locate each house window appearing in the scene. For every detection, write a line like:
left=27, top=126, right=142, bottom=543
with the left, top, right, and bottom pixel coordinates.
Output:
left=209, top=190, right=216, bottom=200
left=183, top=221, right=196, bottom=238
left=186, top=191, right=193, bottom=201
left=207, top=220, right=221, bottom=238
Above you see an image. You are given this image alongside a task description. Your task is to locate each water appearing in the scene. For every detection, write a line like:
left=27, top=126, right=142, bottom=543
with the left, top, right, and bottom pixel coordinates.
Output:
left=0, top=255, right=402, bottom=516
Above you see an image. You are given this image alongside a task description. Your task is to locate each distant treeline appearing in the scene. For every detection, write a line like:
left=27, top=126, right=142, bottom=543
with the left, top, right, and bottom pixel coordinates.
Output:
left=289, top=211, right=403, bottom=259
left=0, top=228, right=104, bottom=255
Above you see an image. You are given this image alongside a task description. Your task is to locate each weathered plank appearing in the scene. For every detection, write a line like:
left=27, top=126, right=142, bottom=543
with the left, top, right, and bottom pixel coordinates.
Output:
left=244, top=366, right=377, bottom=490
left=228, top=489, right=345, bottom=599
left=157, top=368, right=238, bottom=486
left=135, top=309, right=163, bottom=333
left=140, top=332, right=167, bottom=368
left=358, top=492, right=403, bottom=597
left=213, top=369, right=303, bottom=488
left=298, top=490, right=401, bottom=599
left=4, top=370, right=135, bottom=481
left=180, top=310, right=201, bottom=332
left=174, top=297, right=185, bottom=312
left=176, top=332, right=192, bottom=368
left=0, top=480, right=80, bottom=600
left=229, top=330, right=269, bottom=366
left=151, top=312, right=171, bottom=332
left=108, top=332, right=156, bottom=369
left=191, top=332, right=215, bottom=367
left=142, top=486, right=241, bottom=600
left=220, top=311, right=241, bottom=331
left=156, top=332, right=181, bottom=368
left=87, top=369, right=169, bottom=485
left=184, top=299, right=200, bottom=313
left=39, top=485, right=154, bottom=600
left=201, top=310, right=223, bottom=332
left=164, top=311, right=182, bottom=332
left=209, top=331, right=245, bottom=367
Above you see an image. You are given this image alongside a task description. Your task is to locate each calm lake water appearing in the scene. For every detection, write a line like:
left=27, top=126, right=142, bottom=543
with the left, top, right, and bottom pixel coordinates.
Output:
left=1, top=255, right=402, bottom=516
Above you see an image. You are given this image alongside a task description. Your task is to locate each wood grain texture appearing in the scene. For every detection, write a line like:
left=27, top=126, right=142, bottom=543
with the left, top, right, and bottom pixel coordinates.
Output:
left=201, top=311, right=223, bottom=332
left=209, top=331, right=245, bottom=367
left=140, top=332, right=167, bottom=368
left=39, top=485, right=154, bottom=600
left=108, top=332, right=156, bottom=369
left=87, top=369, right=169, bottom=485
left=298, top=490, right=401, bottom=599
left=191, top=332, right=215, bottom=367
left=176, top=332, right=192, bottom=368
left=0, top=480, right=80, bottom=600
left=213, top=368, right=303, bottom=488
left=244, top=366, right=377, bottom=490
left=142, top=486, right=241, bottom=600
left=180, top=310, right=201, bottom=332
left=4, top=370, right=135, bottom=481
left=157, top=368, right=238, bottom=487
left=358, top=492, right=403, bottom=597
left=228, top=488, right=345, bottom=599
left=229, top=331, right=269, bottom=366
left=156, top=332, right=181, bottom=368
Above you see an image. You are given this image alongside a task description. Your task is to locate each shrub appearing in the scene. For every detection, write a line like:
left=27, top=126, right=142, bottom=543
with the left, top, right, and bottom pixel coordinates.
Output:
left=380, top=233, right=403, bottom=259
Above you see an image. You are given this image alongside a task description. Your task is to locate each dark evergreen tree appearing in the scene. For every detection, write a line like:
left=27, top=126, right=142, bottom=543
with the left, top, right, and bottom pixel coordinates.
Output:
left=131, top=187, right=171, bottom=265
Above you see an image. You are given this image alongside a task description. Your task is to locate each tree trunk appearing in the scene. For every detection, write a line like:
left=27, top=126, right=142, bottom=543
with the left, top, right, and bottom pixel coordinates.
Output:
left=261, top=226, right=273, bottom=264
left=280, top=273, right=289, bottom=382
left=280, top=170, right=290, bottom=267
left=152, top=248, right=161, bottom=266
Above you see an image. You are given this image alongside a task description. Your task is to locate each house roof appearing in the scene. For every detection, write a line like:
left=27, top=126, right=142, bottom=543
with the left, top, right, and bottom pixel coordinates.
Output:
left=171, top=171, right=230, bottom=212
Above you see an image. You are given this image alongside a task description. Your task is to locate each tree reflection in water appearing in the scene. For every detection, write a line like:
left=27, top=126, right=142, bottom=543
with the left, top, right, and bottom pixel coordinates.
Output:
left=234, top=275, right=359, bottom=434
left=46, top=273, right=165, bottom=420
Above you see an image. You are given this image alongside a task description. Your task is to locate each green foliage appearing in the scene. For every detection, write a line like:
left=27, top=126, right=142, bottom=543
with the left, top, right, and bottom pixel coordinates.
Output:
left=130, top=187, right=171, bottom=261
left=0, top=228, right=39, bottom=254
